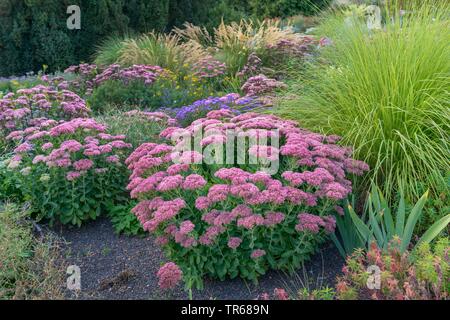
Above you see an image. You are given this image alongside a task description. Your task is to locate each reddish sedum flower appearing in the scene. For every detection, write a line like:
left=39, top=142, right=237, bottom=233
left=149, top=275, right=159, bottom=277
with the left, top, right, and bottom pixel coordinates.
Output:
left=273, top=288, right=289, bottom=300
left=125, top=111, right=369, bottom=287
left=157, top=262, right=183, bottom=290
left=251, top=249, right=266, bottom=259
left=227, top=237, right=242, bottom=249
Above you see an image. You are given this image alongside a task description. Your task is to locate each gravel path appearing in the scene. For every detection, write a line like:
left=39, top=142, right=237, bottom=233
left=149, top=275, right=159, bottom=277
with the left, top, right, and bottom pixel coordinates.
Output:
left=58, top=217, right=344, bottom=300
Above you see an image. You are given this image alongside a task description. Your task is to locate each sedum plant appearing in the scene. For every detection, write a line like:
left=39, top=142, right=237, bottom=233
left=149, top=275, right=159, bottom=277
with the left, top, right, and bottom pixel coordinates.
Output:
left=6, top=118, right=132, bottom=226
left=126, top=110, right=369, bottom=290
left=0, top=85, right=88, bottom=145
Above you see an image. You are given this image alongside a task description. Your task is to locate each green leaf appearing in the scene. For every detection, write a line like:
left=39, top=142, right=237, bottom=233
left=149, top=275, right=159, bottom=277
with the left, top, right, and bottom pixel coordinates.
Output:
left=378, top=188, right=395, bottom=239
left=330, top=233, right=346, bottom=258
left=416, top=214, right=450, bottom=247
left=348, top=204, right=372, bottom=243
left=395, top=191, right=406, bottom=237
left=400, top=191, right=429, bottom=253
left=369, top=205, right=384, bottom=249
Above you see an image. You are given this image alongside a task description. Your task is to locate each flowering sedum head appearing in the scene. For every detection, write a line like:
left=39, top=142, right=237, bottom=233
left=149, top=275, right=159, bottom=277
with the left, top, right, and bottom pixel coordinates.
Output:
left=0, top=85, right=89, bottom=141
left=9, top=117, right=132, bottom=226
left=126, top=110, right=369, bottom=289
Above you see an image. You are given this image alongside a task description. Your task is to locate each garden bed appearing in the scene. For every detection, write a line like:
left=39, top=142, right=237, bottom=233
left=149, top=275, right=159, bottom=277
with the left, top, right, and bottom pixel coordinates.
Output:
left=59, top=217, right=343, bottom=300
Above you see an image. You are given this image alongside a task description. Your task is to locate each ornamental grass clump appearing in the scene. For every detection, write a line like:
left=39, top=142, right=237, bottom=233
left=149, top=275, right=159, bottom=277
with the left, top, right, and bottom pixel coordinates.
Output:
left=277, top=0, right=450, bottom=201
left=126, top=110, right=369, bottom=289
left=7, top=118, right=132, bottom=226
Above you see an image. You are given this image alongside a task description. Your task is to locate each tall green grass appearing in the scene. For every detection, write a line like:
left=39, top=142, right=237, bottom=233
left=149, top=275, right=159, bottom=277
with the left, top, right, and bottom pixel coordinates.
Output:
left=276, top=0, right=450, bottom=201
left=94, top=32, right=208, bottom=76
left=94, top=35, right=129, bottom=66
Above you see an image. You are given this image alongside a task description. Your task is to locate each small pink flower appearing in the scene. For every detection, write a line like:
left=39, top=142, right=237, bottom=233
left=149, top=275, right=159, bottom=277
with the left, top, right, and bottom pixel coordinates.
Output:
left=73, top=159, right=94, bottom=171
left=157, top=262, right=183, bottom=290
left=251, top=249, right=266, bottom=259
left=227, top=237, right=242, bottom=249
left=274, top=288, right=289, bottom=300
left=66, top=171, right=81, bottom=181
left=195, top=196, right=210, bottom=210
left=183, top=174, right=207, bottom=190
left=41, top=142, right=54, bottom=151
left=179, top=220, right=195, bottom=235
left=106, top=155, right=120, bottom=163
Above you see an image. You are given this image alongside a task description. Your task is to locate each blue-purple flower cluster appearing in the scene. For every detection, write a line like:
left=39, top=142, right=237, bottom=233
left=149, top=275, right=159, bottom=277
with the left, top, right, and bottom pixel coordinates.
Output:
left=164, top=93, right=262, bottom=127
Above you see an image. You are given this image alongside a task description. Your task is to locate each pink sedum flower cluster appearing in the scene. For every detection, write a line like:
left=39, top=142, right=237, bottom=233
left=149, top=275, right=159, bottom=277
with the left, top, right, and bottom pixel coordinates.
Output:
left=241, top=75, right=287, bottom=97
left=157, top=262, right=183, bottom=290
left=0, top=85, right=89, bottom=137
left=267, top=36, right=319, bottom=59
left=10, top=118, right=131, bottom=181
left=61, top=63, right=99, bottom=95
left=8, top=117, right=132, bottom=226
left=192, top=56, right=226, bottom=79
left=93, top=64, right=164, bottom=87
left=126, top=110, right=369, bottom=285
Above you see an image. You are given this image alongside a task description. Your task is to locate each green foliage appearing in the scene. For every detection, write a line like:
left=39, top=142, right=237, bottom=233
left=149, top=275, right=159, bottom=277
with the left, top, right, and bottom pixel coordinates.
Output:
left=0, top=0, right=328, bottom=76
left=346, top=184, right=449, bottom=254
left=0, top=0, right=130, bottom=76
left=414, top=176, right=450, bottom=236
left=96, top=110, right=174, bottom=149
left=330, top=199, right=366, bottom=259
left=94, top=36, right=130, bottom=68
left=0, top=154, right=23, bottom=202
left=0, top=203, right=65, bottom=299
left=249, top=0, right=331, bottom=18
left=124, top=0, right=169, bottom=33
left=297, top=287, right=335, bottom=300
left=88, top=72, right=212, bottom=114
left=107, top=202, right=145, bottom=236
left=276, top=1, right=450, bottom=204
left=88, top=80, right=157, bottom=113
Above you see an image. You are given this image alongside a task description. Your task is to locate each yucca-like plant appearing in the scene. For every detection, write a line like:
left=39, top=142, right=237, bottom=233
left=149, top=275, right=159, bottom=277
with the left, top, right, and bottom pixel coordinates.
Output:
left=333, top=183, right=450, bottom=257
left=276, top=0, right=450, bottom=201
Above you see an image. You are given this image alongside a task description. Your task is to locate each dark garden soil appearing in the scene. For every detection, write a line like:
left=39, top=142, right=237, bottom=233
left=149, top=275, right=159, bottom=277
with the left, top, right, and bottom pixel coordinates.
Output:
left=56, top=217, right=344, bottom=300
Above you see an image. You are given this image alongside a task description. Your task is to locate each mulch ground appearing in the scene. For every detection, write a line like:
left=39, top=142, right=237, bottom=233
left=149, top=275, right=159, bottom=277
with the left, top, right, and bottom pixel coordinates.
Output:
left=56, top=217, right=344, bottom=300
